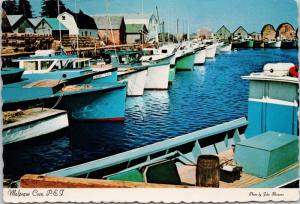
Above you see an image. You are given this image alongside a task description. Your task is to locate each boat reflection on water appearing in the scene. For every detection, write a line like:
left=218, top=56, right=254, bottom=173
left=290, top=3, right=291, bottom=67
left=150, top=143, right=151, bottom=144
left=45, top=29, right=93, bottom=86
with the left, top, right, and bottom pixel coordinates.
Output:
left=69, top=121, right=127, bottom=164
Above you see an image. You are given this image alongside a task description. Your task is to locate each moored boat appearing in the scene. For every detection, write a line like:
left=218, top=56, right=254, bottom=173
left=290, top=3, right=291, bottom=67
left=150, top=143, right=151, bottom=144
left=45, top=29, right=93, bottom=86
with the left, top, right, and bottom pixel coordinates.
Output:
left=281, top=40, right=298, bottom=49
left=2, top=76, right=127, bottom=122
left=264, top=40, right=282, bottom=48
left=232, top=39, right=254, bottom=48
left=205, top=44, right=217, bottom=58
left=175, top=50, right=195, bottom=71
left=118, top=67, right=148, bottom=96
left=253, top=40, right=264, bottom=48
left=3, top=108, right=69, bottom=145
left=144, top=61, right=170, bottom=90
left=217, top=43, right=232, bottom=52
left=192, top=43, right=206, bottom=65
left=13, top=51, right=118, bottom=83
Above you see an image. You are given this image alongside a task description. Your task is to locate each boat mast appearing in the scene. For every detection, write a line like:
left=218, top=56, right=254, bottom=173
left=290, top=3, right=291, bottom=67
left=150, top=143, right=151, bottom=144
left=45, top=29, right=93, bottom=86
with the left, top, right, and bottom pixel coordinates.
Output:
left=57, top=0, right=62, bottom=48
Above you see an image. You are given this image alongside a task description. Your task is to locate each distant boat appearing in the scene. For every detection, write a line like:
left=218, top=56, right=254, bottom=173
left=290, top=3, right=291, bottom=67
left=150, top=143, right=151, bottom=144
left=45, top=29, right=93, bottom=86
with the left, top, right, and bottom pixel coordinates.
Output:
left=217, top=43, right=232, bottom=52
left=205, top=43, right=217, bottom=58
left=175, top=44, right=196, bottom=71
left=109, top=50, right=171, bottom=91
left=190, top=43, right=206, bottom=65
left=281, top=40, right=298, bottom=49
left=253, top=40, right=264, bottom=48
left=232, top=39, right=254, bottom=48
left=264, top=39, right=282, bottom=48
left=1, top=68, right=25, bottom=84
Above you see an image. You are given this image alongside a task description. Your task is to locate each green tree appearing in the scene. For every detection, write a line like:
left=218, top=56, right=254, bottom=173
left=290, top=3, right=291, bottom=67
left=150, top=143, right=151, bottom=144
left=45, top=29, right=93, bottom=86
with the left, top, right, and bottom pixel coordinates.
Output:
left=2, top=0, right=18, bottom=15
left=17, top=0, right=33, bottom=18
left=40, top=0, right=67, bottom=18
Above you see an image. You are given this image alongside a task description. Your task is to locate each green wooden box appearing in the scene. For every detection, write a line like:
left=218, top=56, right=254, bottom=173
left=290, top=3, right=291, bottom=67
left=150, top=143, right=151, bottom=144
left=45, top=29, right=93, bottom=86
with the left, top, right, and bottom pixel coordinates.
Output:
left=234, top=131, right=298, bottom=178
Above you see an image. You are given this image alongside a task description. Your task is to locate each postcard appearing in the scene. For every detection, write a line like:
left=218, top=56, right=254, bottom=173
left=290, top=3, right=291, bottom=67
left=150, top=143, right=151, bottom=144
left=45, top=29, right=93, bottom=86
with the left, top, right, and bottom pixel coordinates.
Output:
left=1, top=0, right=299, bottom=203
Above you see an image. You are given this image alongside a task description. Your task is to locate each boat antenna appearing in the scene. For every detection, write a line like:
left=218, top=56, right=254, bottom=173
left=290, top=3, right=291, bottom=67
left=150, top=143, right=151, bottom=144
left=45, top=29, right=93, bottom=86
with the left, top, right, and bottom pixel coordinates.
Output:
left=105, top=0, right=119, bottom=65
left=57, top=0, right=65, bottom=55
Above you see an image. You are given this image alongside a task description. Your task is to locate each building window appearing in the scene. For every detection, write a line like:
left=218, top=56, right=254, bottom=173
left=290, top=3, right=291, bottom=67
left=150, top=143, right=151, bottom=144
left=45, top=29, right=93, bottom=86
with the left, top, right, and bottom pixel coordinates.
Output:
left=85, top=31, right=88, bottom=36
left=90, top=32, right=91, bottom=36
left=62, top=16, right=65, bottom=20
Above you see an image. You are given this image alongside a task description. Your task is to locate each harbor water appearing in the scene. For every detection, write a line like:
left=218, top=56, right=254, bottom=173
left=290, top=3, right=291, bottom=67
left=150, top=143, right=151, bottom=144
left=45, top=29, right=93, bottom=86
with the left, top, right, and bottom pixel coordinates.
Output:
left=3, top=48, right=298, bottom=180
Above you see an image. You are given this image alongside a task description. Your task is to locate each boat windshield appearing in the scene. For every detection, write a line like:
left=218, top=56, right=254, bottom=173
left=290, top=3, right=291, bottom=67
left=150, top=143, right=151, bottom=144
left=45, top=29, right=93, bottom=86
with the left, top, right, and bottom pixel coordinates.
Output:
left=23, top=61, right=38, bottom=71
left=62, top=60, right=75, bottom=70
left=41, top=61, right=54, bottom=70
left=143, top=50, right=154, bottom=56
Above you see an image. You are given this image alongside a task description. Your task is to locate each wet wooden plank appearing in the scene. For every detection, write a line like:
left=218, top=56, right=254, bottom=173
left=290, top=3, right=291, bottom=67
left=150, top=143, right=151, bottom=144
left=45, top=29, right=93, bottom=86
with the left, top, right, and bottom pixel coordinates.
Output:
left=20, top=174, right=200, bottom=188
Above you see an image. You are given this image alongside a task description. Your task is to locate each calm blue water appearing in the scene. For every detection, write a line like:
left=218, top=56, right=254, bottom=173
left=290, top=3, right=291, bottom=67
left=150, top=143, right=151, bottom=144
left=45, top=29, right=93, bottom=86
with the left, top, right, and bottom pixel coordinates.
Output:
left=3, top=48, right=298, bottom=180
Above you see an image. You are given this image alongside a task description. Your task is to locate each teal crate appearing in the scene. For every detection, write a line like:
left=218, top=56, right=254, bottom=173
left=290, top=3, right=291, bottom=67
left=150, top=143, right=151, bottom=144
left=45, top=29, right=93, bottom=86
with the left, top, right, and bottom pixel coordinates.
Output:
left=234, top=131, right=298, bottom=178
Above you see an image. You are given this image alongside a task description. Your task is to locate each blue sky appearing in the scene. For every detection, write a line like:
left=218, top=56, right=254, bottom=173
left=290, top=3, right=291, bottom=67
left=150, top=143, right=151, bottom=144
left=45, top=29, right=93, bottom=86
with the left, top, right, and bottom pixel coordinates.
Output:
left=30, top=0, right=298, bottom=33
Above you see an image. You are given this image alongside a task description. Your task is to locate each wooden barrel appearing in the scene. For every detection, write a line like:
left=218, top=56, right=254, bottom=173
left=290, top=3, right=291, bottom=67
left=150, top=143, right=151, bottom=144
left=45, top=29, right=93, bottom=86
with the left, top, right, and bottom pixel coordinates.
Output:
left=196, top=155, right=220, bottom=187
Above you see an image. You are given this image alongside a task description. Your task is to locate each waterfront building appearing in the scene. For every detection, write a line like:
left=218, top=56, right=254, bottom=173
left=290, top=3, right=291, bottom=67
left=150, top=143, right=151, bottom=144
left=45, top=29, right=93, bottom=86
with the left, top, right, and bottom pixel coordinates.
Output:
left=57, top=11, right=98, bottom=37
left=35, top=18, right=69, bottom=38
left=250, top=32, right=262, bottom=41
left=215, top=25, right=231, bottom=41
left=1, top=10, right=13, bottom=33
left=232, top=26, right=248, bottom=40
left=93, top=15, right=126, bottom=45
left=126, top=24, right=148, bottom=44
left=261, top=24, right=276, bottom=40
left=276, top=23, right=296, bottom=40
left=28, top=18, right=43, bottom=28
left=6, top=15, right=34, bottom=33
left=123, top=13, right=159, bottom=43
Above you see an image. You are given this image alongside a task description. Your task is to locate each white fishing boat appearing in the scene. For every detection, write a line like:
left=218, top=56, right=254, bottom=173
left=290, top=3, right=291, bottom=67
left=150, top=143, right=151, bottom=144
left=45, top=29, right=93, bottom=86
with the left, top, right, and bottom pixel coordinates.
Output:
left=140, top=48, right=175, bottom=65
left=3, top=108, right=69, bottom=145
left=264, top=39, right=282, bottom=48
left=205, top=44, right=217, bottom=58
left=218, top=43, right=232, bottom=53
left=191, top=43, right=206, bottom=65
left=144, top=61, right=170, bottom=90
left=117, top=67, right=148, bottom=96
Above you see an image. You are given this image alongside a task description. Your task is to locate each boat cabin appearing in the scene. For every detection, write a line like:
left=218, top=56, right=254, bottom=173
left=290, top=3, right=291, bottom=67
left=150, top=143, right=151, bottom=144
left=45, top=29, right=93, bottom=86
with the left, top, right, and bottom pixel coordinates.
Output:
left=242, top=63, right=298, bottom=137
left=13, top=52, right=92, bottom=74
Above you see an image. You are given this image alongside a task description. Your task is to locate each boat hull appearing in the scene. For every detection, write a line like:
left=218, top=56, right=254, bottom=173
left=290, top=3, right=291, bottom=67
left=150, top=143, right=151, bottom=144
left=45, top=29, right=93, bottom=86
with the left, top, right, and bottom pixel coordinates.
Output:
left=218, top=44, right=232, bottom=52
left=194, top=49, right=206, bottom=65
left=144, top=63, right=170, bottom=90
left=1, top=68, right=25, bottom=84
left=57, top=84, right=127, bottom=121
left=176, top=53, right=195, bottom=71
left=205, top=45, right=217, bottom=58
left=3, top=109, right=68, bottom=145
left=232, top=40, right=254, bottom=48
left=264, top=41, right=282, bottom=48
left=281, top=41, right=298, bottom=49
left=253, top=40, right=264, bottom=48
left=3, top=83, right=127, bottom=121
left=168, top=67, right=176, bottom=83
left=118, top=69, right=148, bottom=96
